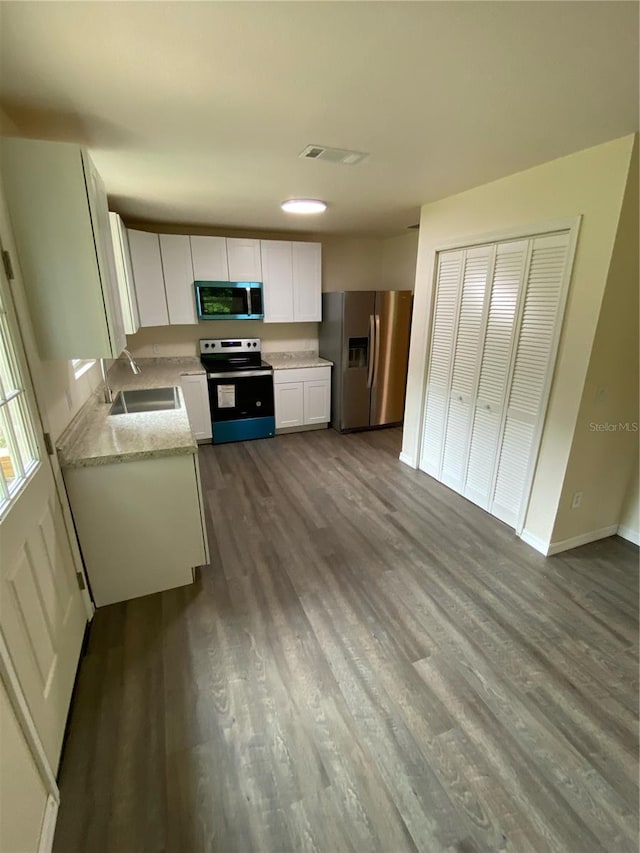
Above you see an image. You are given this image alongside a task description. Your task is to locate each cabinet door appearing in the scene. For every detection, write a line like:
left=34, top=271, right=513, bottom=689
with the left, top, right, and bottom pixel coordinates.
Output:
left=227, top=238, right=262, bottom=281
left=128, top=230, right=169, bottom=327
left=274, top=382, right=304, bottom=428
left=190, top=236, right=229, bottom=281
left=84, top=155, right=127, bottom=356
left=261, top=241, right=293, bottom=323
left=180, top=374, right=212, bottom=441
left=304, top=379, right=330, bottom=425
left=160, top=235, right=197, bottom=325
left=109, top=212, right=140, bottom=336
left=293, top=241, right=322, bottom=322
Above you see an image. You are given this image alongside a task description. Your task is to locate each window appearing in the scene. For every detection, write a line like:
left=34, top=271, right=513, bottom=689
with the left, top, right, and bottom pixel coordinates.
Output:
left=0, top=280, right=39, bottom=517
left=72, top=358, right=96, bottom=379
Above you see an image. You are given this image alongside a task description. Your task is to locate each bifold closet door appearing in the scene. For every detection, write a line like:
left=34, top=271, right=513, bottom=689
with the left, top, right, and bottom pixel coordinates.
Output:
left=490, top=232, right=571, bottom=527
left=439, top=246, right=494, bottom=491
left=420, top=250, right=463, bottom=476
left=463, top=240, right=528, bottom=508
left=420, top=229, right=572, bottom=532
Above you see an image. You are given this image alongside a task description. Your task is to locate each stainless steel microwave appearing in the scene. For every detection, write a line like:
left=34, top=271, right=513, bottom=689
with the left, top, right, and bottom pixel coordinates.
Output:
left=194, top=281, right=264, bottom=320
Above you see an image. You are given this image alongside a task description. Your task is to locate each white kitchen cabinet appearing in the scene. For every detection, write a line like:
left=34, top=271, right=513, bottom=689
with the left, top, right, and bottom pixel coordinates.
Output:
left=304, top=379, right=331, bottom=424
left=274, top=382, right=304, bottom=428
left=293, top=242, right=322, bottom=322
left=261, top=240, right=322, bottom=323
left=180, top=373, right=212, bottom=441
left=261, top=240, right=294, bottom=322
left=227, top=238, right=262, bottom=281
left=1, top=138, right=126, bottom=359
left=273, top=366, right=331, bottom=431
left=63, top=452, right=208, bottom=607
left=191, top=235, right=229, bottom=280
left=109, top=212, right=140, bottom=335
left=160, top=234, right=198, bottom=324
left=128, top=229, right=169, bottom=327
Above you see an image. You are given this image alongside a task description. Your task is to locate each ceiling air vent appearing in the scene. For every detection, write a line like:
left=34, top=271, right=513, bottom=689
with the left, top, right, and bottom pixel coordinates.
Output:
left=299, top=145, right=369, bottom=166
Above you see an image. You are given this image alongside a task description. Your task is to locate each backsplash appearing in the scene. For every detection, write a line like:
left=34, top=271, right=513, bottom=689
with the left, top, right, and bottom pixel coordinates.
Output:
left=125, top=322, right=319, bottom=358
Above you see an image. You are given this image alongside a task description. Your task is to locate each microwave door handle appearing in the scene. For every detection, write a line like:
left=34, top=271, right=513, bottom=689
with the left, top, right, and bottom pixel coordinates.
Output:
left=246, top=286, right=252, bottom=315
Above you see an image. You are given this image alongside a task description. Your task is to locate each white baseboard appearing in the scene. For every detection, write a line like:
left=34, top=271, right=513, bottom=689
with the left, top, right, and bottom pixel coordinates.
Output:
left=38, top=795, right=58, bottom=853
left=547, top=524, right=620, bottom=556
left=617, top=524, right=640, bottom=546
left=398, top=452, right=417, bottom=468
left=519, top=529, right=550, bottom=555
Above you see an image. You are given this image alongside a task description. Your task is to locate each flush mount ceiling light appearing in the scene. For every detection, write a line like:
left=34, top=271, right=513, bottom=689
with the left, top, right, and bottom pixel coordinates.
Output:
left=281, top=198, right=327, bottom=214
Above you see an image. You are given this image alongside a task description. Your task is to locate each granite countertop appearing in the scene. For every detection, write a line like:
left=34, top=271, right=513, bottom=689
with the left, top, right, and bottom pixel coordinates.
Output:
left=264, top=351, right=333, bottom=370
left=56, top=357, right=205, bottom=469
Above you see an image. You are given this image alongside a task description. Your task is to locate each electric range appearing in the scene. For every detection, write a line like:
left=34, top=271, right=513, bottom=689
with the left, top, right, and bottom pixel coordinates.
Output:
left=199, top=338, right=275, bottom=444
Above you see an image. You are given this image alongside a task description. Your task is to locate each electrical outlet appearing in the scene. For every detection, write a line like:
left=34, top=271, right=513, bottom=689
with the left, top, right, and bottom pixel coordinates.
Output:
left=571, top=491, right=583, bottom=509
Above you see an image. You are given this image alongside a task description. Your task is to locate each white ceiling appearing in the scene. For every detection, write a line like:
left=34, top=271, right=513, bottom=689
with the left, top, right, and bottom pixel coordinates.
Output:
left=0, top=1, right=638, bottom=236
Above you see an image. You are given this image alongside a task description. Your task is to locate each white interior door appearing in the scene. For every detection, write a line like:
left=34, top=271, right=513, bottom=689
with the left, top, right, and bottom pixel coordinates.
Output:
left=464, top=240, right=529, bottom=508
left=440, top=245, right=494, bottom=491
left=491, top=232, right=571, bottom=528
left=419, top=249, right=464, bottom=475
left=0, top=225, right=87, bottom=784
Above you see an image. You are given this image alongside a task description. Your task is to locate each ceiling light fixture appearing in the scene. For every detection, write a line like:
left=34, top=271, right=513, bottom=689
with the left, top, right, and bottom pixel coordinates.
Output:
left=281, top=198, right=327, bottom=214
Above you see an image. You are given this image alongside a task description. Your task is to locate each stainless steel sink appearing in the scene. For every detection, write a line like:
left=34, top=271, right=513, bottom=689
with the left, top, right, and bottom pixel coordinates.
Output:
left=108, top=386, right=180, bottom=415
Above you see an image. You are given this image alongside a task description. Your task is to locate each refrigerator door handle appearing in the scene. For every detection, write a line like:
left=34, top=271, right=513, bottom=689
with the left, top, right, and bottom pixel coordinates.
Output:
left=367, top=314, right=375, bottom=389
left=372, top=313, right=381, bottom=388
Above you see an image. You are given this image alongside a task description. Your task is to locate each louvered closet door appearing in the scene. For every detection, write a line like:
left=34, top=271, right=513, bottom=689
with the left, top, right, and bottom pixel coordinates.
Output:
left=464, top=240, right=528, bottom=508
left=419, top=250, right=463, bottom=475
left=491, top=232, right=571, bottom=528
left=439, top=246, right=493, bottom=491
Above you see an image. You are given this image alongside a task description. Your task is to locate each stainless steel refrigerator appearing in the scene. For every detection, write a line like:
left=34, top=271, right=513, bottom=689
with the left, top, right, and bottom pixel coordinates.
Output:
left=319, top=291, right=413, bottom=431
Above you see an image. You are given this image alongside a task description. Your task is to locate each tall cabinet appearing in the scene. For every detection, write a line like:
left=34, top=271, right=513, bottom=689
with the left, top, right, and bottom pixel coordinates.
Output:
left=420, top=230, right=573, bottom=531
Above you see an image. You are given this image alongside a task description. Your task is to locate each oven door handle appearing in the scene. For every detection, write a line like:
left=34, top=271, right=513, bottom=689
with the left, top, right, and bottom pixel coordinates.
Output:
left=207, top=370, right=273, bottom=379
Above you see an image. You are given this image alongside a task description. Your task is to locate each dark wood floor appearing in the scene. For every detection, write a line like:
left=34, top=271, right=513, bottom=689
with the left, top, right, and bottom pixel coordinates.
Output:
left=53, top=427, right=639, bottom=853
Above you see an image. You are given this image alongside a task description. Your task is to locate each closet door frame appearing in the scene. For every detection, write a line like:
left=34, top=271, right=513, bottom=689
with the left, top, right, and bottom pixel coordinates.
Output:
left=419, top=216, right=581, bottom=535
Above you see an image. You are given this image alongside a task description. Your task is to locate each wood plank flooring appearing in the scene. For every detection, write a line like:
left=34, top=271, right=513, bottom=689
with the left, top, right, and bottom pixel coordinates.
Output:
left=53, top=427, right=639, bottom=853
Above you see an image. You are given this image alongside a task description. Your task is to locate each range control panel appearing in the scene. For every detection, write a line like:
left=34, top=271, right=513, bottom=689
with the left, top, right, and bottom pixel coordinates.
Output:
left=199, top=338, right=261, bottom=354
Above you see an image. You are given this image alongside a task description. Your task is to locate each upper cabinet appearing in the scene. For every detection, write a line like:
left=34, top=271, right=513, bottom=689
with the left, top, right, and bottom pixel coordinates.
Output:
left=128, top=230, right=168, bottom=327
left=109, top=213, right=140, bottom=336
left=125, top=227, right=322, bottom=327
left=128, top=231, right=197, bottom=326
left=1, top=138, right=126, bottom=359
left=226, top=238, right=262, bottom=281
left=190, top=236, right=262, bottom=282
left=190, top=236, right=228, bottom=281
left=160, top=235, right=197, bottom=324
left=261, top=240, right=322, bottom=323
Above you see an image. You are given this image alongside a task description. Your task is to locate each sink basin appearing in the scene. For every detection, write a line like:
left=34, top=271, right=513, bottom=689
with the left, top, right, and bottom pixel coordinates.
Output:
left=108, top=386, right=180, bottom=415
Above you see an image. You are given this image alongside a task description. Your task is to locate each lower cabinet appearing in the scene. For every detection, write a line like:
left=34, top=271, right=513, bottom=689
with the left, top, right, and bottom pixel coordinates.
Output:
left=180, top=373, right=212, bottom=441
left=63, top=453, right=209, bottom=607
left=274, top=366, right=331, bottom=431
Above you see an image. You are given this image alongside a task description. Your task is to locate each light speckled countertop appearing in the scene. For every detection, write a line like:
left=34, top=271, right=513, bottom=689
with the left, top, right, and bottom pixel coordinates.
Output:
left=264, top=351, right=333, bottom=370
left=56, top=358, right=205, bottom=469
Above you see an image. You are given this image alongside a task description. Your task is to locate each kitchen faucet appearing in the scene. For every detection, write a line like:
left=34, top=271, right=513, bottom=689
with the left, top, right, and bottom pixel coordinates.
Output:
left=101, top=349, right=142, bottom=403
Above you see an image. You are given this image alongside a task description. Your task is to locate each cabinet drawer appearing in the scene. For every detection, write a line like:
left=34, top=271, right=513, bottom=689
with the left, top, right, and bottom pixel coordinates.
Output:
left=272, top=366, right=331, bottom=385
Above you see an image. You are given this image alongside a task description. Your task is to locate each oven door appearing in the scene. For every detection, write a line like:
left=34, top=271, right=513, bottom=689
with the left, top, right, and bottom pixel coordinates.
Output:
left=207, top=371, right=275, bottom=444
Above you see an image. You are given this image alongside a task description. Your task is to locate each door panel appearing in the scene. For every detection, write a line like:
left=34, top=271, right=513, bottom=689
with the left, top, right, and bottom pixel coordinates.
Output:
left=370, top=290, right=413, bottom=426
left=0, top=676, right=51, bottom=853
left=1, top=468, right=86, bottom=769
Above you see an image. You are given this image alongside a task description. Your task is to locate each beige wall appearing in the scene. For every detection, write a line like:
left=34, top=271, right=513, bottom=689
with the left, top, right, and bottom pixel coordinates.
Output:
left=619, top=462, right=639, bottom=543
left=402, top=133, right=636, bottom=547
left=552, top=138, right=639, bottom=544
left=126, top=322, right=318, bottom=358
left=379, top=231, right=419, bottom=291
